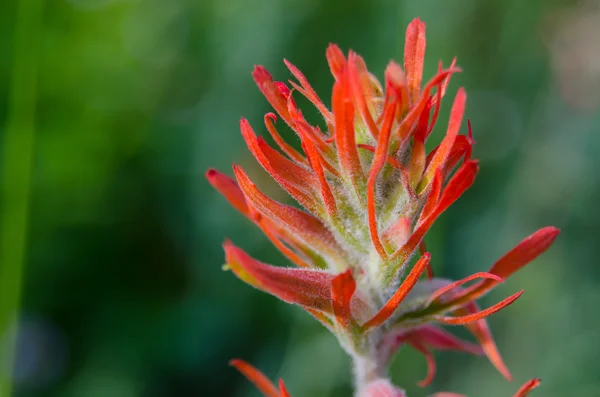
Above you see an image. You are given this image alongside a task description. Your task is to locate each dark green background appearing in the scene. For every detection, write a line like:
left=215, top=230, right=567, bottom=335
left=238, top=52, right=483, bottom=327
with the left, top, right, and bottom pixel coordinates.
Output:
left=1, top=0, right=599, bottom=396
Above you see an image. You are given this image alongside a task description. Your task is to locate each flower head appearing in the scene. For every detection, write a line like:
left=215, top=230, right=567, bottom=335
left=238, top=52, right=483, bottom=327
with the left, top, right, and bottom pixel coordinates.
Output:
left=208, top=17, right=558, bottom=395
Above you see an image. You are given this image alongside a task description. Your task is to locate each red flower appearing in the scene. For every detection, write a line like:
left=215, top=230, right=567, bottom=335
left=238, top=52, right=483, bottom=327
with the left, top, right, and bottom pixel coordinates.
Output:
left=208, top=17, right=558, bottom=396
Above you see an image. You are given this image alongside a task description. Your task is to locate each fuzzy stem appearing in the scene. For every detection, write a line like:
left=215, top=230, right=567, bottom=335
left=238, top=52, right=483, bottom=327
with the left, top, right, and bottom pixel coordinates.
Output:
left=352, top=352, right=387, bottom=390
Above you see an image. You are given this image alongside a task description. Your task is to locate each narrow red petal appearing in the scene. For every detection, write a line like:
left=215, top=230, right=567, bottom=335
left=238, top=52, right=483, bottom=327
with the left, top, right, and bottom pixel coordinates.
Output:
left=394, top=69, right=458, bottom=144
left=240, top=118, right=320, bottom=211
left=326, top=44, right=347, bottom=81
left=206, top=169, right=249, bottom=217
left=426, top=62, right=444, bottom=139
left=457, top=302, right=513, bottom=381
left=287, top=99, right=330, bottom=149
left=448, top=227, right=560, bottom=307
left=233, top=165, right=346, bottom=262
left=435, top=290, right=523, bottom=326
left=425, top=135, right=474, bottom=178
left=224, top=241, right=334, bottom=312
left=419, top=88, right=466, bottom=190
left=367, top=79, right=398, bottom=259
left=513, top=379, right=541, bottom=397
left=304, top=307, right=334, bottom=330
left=391, top=161, right=478, bottom=267
left=408, top=325, right=482, bottom=355
left=348, top=52, right=379, bottom=139
left=408, top=137, right=426, bottom=189
left=253, top=66, right=294, bottom=127
left=426, top=272, right=504, bottom=306
left=404, top=18, right=426, bottom=104
left=406, top=338, right=436, bottom=387
left=279, top=379, right=292, bottom=397
left=264, top=113, right=307, bottom=165
left=489, top=227, right=560, bottom=280
left=418, top=168, right=442, bottom=224
left=358, top=144, right=402, bottom=169
left=258, top=223, right=312, bottom=268
left=284, top=59, right=333, bottom=122
left=302, top=138, right=337, bottom=217
left=384, top=61, right=409, bottom=121
left=331, top=269, right=356, bottom=328
left=230, top=359, right=280, bottom=397
left=333, top=70, right=366, bottom=200
left=363, top=253, right=431, bottom=330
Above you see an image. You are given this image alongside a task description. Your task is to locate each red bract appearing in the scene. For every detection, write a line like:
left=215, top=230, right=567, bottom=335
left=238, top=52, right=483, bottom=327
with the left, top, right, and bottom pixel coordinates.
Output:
left=210, top=16, right=558, bottom=397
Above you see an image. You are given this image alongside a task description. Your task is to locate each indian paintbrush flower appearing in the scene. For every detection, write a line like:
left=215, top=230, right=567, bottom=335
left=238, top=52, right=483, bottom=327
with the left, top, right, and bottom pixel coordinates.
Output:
left=206, top=17, right=559, bottom=397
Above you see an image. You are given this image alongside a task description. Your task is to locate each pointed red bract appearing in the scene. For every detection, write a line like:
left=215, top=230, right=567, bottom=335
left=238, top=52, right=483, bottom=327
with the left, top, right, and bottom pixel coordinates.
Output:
left=224, top=241, right=335, bottom=313
left=391, top=160, right=478, bottom=272
left=406, top=337, right=436, bottom=387
left=513, top=378, right=541, bottom=397
left=427, top=272, right=504, bottom=305
left=456, top=302, right=512, bottom=380
left=408, top=325, right=482, bottom=355
left=348, top=51, right=379, bottom=139
left=233, top=165, right=346, bottom=261
left=378, top=324, right=483, bottom=386
left=206, top=169, right=249, bottom=217
left=279, top=379, right=292, bottom=397
left=230, top=359, right=280, bottom=397
left=444, top=227, right=560, bottom=308
left=240, top=118, right=320, bottom=211
left=404, top=18, right=426, bottom=104
left=326, top=44, right=347, bottom=81
left=434, top=290, right=523, bottom=325
left=420, top=88, right=466, bottom=190
left=418, top=168, right=442, bottom=224
left=331, top=269, right=357, bottom=328
left=363, top=253, right=431, bottom=329
left=332, top=70, right=366, bottom=200
left=253, top=66, right=295, bottom=128
left=367, top=72, right=399, bottom=259
left=264, top=113, right=307, bottom=165
left=284, top=59, right=333, bottom=123
left=302, top=138, right=337, bottom=217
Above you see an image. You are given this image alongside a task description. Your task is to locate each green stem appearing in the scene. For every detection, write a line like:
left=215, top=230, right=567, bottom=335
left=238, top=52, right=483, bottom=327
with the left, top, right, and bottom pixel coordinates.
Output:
left=0, top=0, right=44, bottom=395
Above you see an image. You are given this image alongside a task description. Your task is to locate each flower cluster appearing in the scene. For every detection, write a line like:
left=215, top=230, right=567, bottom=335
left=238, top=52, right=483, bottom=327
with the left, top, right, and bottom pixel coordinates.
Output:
left=206, top=17, right=558, bottom=396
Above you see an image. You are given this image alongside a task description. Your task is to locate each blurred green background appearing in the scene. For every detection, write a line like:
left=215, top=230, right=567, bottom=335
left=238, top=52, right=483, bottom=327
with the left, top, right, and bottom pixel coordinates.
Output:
left=1, top=0, right=600, bottom=396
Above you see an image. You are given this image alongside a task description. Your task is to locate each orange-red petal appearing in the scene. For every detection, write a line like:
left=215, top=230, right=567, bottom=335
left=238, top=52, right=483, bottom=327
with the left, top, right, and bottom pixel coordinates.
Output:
left=331, top=269, right=357, bottom=328
left=279, top=379, right=293, bottom=397
left=391, top=160, right=478, bottom=269
left=224, top=241, right=335, bottom=313
left=456, top=302, right=512, bottom=381
left=404, top=18, right=426, bottom=105
left=363, top=253, right=431, bottom=330
left=233, top=164, right=345, bottom=262
left=419, top=88, right=466, bottom=190
left=434, top=290, right=523, bottom=326
left=326, top=44, right=347, bottom=81
left=513, top=378, right=541, bottom=397
left=230, top=359, right=280, bottom=397
left=333, top=69, right=366, bottom=200
left=206, top=169, right=249, bottom=217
